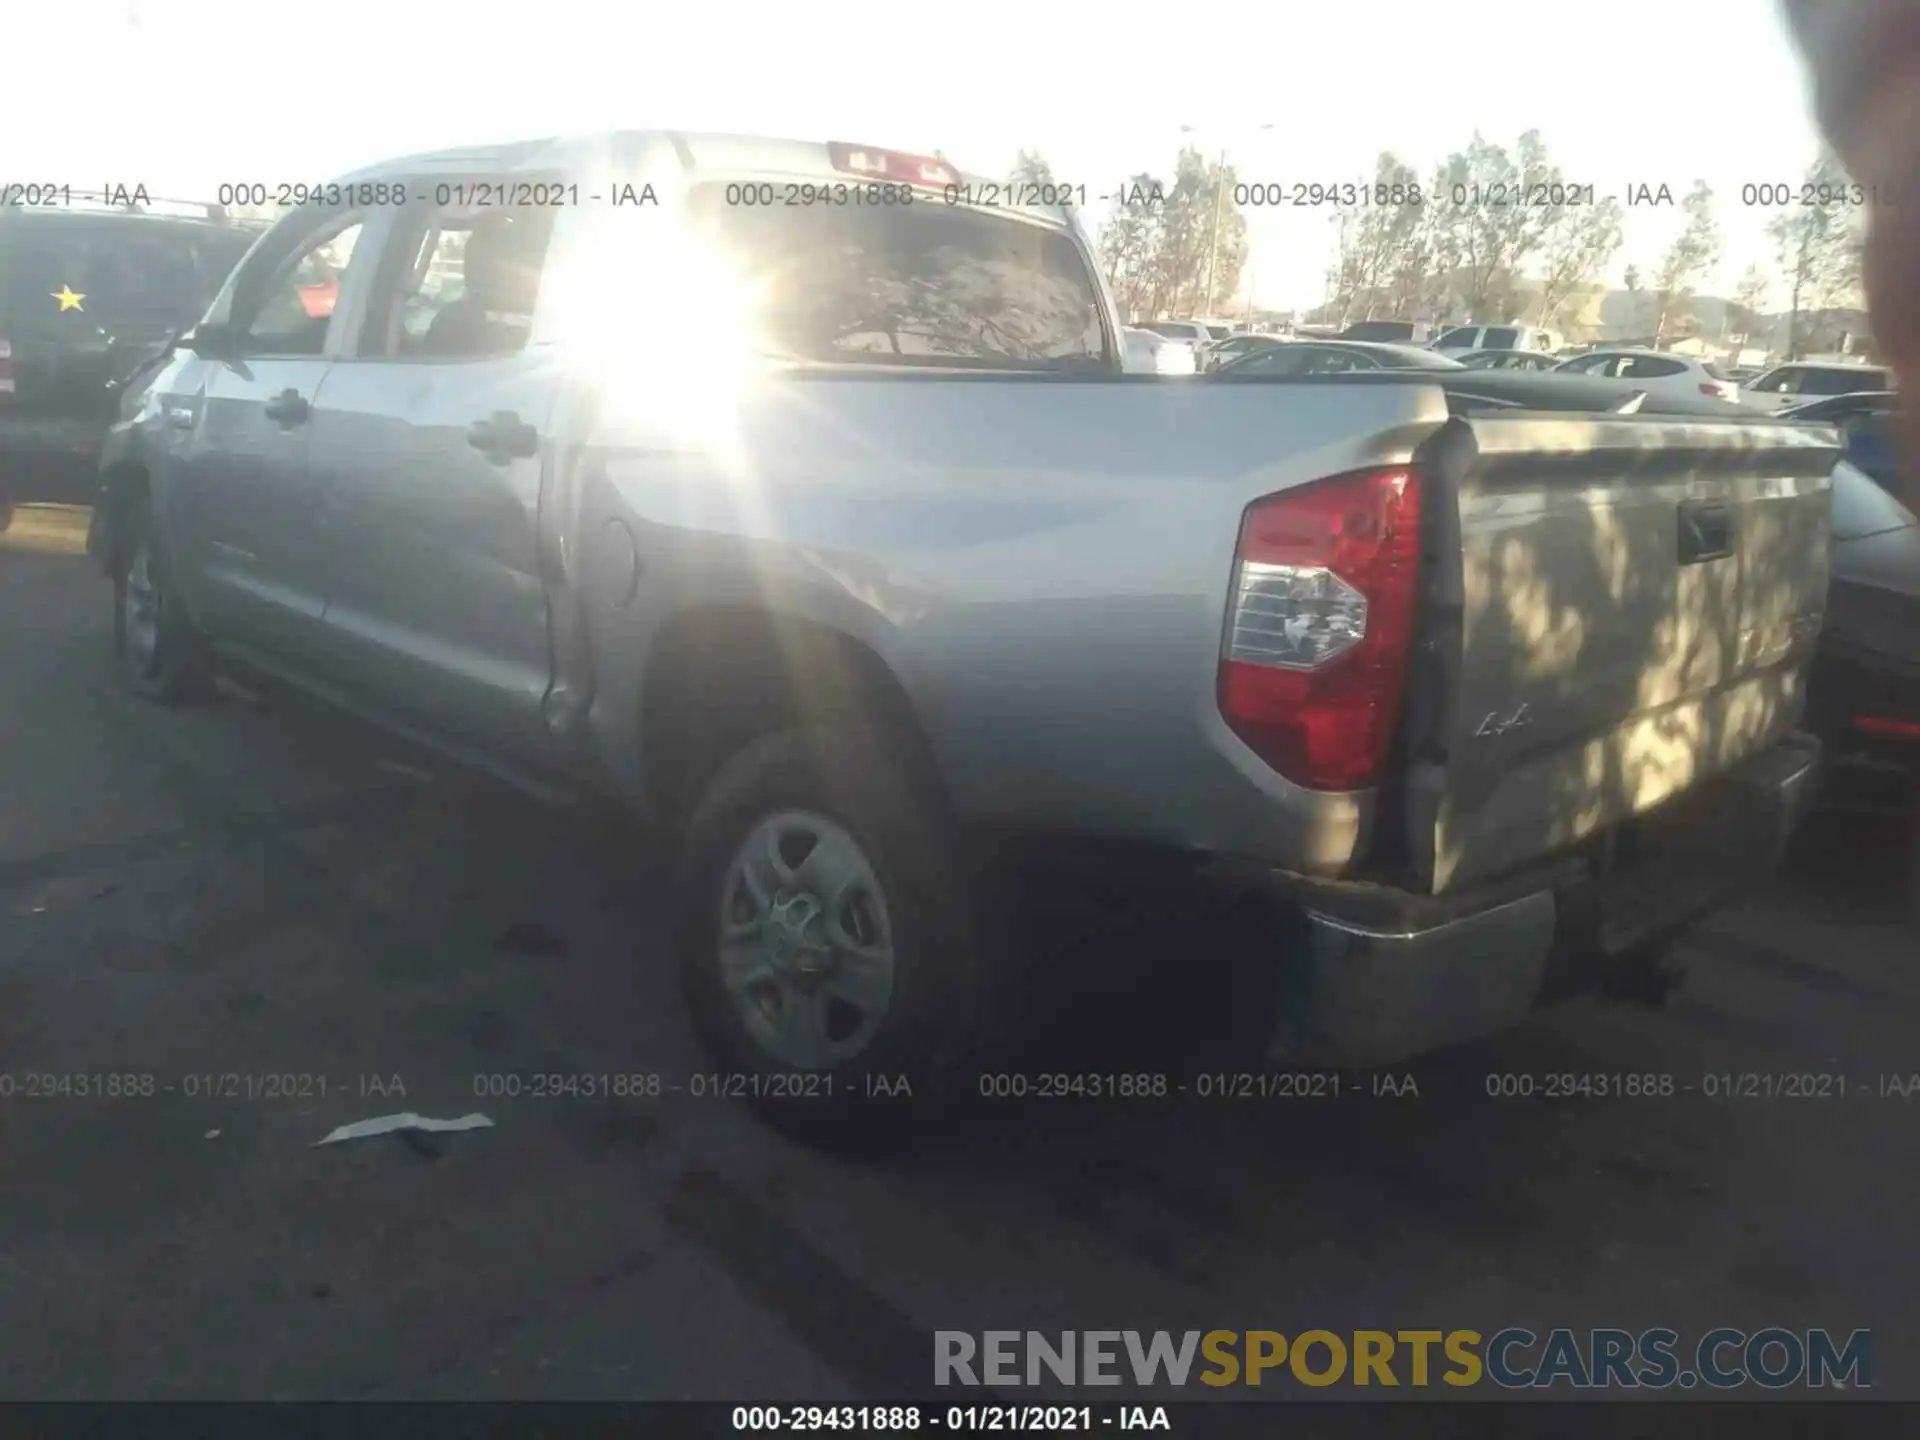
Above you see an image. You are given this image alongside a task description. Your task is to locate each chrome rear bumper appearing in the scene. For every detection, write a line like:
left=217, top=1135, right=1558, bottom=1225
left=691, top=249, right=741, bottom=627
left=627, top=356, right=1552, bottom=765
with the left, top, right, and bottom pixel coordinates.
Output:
left=1261, top=733, right=1822, bottom=1068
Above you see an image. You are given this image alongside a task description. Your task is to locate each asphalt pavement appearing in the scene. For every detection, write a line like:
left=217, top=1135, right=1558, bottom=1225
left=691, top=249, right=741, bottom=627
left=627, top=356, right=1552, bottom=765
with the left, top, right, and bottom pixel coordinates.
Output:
left=3, top=505, right=1918, bottom=1402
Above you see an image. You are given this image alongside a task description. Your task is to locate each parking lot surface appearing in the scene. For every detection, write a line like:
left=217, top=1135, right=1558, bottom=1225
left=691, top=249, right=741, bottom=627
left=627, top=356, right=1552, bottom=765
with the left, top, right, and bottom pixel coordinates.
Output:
left=3, top=506, right=1918, bottom=1401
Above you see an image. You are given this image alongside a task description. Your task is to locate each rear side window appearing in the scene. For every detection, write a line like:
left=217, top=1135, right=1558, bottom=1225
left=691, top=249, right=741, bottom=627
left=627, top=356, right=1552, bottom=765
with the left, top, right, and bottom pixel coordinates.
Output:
left=1562, top=354, right=1618, bottom=376
left=690, top=187, right=1110, bottom=369
left=1227, top=347, right=1312, bottom=376
left=1622, top=355, right=1685, bottom=379
left=1801, top=367, right=1874, bottom=396
left=0, top=217, right=249, bottom=340
left=1482, top=326, right=1520, bottom=349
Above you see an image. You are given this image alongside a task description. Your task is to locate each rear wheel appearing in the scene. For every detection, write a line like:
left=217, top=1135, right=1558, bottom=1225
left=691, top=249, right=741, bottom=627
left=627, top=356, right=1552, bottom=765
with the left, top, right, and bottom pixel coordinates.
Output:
left=113, top=503, right=208, bottom=702
left=674, top=725, right=989, bottom=1148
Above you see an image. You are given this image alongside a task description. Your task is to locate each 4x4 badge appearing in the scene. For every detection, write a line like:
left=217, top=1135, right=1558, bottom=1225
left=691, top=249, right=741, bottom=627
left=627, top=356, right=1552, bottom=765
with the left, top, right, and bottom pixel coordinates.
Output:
left=1474, top=703, right=1533, bottom=739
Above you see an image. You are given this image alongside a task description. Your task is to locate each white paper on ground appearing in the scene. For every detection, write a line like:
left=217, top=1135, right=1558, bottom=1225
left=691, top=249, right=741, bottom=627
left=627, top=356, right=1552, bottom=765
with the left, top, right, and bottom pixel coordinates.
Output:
left=311, top=1112, right=495, bottom=1147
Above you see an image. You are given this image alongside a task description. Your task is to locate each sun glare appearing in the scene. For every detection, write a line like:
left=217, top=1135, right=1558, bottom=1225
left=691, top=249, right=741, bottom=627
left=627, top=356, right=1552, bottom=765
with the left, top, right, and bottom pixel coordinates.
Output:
left=546, top=208, right=767, bottom=461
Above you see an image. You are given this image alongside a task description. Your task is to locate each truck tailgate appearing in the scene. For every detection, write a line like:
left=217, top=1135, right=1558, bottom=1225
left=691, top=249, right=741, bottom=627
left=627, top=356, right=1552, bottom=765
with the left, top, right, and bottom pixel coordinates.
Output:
left=1404, top=415, right=1839, bottom=895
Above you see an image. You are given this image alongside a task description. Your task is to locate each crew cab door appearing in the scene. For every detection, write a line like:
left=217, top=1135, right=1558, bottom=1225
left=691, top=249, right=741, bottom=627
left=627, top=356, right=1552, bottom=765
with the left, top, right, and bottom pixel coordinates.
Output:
left=302, top=188, right=564, bottom=763
left=173, top=208, right=373, bottom=649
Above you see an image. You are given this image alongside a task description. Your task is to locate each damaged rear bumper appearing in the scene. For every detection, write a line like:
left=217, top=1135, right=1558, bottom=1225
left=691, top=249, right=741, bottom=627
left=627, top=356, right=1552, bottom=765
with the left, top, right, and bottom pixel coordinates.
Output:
left=1239, top=733, right=1822, bottom=1068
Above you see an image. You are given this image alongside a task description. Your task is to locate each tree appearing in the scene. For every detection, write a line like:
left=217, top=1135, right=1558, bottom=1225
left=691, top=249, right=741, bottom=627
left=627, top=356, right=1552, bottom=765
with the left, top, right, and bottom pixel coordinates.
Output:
left=1325, top=153, right=1426, bottom=324
left=1767, top=152, right=1865, bottom=359
left=1097, top=148, right=1247, bottom=319
left=1621, top=263, right=1645, bottom=336
left=1099, top=173, right=1168, bottom=319
left=1010, top=150, right=1057, bottom=189
left=1432, top=131, right=1562, bottom=322
left=1534, top=199, right=1624, bottom=328
left=1727, top=265, right=1773, bottom=350
left=1651, top=180, right=1719, bottom=345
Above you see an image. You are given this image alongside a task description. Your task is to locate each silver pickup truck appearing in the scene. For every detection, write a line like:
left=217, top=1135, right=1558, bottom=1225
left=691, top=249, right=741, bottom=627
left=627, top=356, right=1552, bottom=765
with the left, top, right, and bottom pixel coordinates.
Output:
left=92, top=130, right=1834, bottom=1135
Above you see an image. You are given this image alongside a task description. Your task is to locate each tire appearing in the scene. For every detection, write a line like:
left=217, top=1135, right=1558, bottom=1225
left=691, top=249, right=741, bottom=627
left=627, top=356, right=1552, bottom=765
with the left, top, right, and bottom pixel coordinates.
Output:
left=112, top=500, right=209, bottom=702
left=673, top=724, right=989, bottom=1149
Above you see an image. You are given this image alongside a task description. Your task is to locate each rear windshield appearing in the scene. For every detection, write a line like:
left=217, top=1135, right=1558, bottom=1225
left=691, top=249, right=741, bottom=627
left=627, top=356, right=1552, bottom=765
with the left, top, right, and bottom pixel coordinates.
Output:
left=687, top=186, right=1109, bottom=370
left=0, top=215, right=253, bottom=341
left=1141, top=322, right=1195, bottom=340
left=1435, top=326, right=1478, bottom=347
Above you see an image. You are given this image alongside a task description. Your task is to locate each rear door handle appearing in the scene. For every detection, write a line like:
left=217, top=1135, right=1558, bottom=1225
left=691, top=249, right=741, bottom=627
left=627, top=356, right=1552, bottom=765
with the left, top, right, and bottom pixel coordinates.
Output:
left=467, top=411, right=540, bottom=462
left=263, top=389, right=311, bottom=426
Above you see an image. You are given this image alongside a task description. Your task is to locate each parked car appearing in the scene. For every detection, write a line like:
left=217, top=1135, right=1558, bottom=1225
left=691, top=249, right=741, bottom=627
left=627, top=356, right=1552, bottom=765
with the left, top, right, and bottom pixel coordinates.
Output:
left=1743, top=361, right=1895, bottom=412
left=1122, top=327, right=1197, bottom=376
left=1197, top=333, right=1284, bottom=371
left=1458, top=348, right=1562, bottom=372
left=1805, top=459, right=1920, bottom=818
left=1336, top=320, right=1436, bottom=344
left=0, top=194, right=260, bottom=520
left=94, top=129, right=1831, bottom=1143
left=1780, top=392, right=1900, bottom=493
left=1136, top=320, right=1214, bottom=350
left=1431, top=323, right=1562, bottom=354
left=1553, top=348, right=1742, bottom=404
left=1211, top=339, right=1466, bottom=375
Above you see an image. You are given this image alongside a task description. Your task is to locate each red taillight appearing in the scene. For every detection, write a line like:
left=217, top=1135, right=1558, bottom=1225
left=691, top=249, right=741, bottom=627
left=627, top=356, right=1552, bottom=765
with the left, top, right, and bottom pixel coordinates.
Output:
left=827, top=142, right=960, bottom=190
left=1853, top=714, right=1920, bottom=740
left=0, top=337, right=14, bottom=396
left=1218, top=467, right=1423, bottom=790
left=1700, top=382, right=1726, bottom=397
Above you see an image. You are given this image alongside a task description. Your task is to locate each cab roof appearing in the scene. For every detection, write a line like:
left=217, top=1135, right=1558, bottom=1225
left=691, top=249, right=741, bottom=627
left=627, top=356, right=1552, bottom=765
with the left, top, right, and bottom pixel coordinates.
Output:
left=332, top=130, right=1059, bottom=224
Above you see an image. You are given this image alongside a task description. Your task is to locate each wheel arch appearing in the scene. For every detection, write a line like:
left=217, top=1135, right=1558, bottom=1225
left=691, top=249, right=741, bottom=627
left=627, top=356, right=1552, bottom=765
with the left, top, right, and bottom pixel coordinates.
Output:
left=639, top=605, right=947, bottom=832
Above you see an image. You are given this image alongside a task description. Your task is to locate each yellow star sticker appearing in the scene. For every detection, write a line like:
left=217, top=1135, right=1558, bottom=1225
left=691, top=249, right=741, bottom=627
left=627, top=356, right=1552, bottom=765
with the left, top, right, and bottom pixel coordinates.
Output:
left=51, top=286, right=85, bottom=312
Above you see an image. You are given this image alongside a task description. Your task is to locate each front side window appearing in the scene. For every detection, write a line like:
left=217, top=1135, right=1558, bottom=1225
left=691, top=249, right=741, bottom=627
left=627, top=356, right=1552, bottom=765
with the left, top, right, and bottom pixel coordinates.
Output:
left=1800, top=367, right=1869, bottom=396
left=367, top=201, right=557, bottom=359
left=242, top=215, right=367, bottom=356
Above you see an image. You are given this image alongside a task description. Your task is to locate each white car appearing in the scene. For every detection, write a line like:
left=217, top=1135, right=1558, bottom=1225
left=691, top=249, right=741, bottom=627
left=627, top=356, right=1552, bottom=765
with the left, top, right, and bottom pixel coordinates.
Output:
left=1432, top=323, right=1562, bottom=355
left=1552, top=348, right=1741, bottom=404
left=1122, top=327, right=1197, bottom=376
left=1740, top=361, right=1896, bottom=412
left=1135, top=320, right=1214, bottom=350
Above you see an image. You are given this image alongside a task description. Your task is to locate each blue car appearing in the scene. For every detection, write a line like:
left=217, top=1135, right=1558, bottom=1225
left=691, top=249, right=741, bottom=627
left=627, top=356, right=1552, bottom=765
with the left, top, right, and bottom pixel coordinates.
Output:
left=1781, top=391, right=1901, bottom=492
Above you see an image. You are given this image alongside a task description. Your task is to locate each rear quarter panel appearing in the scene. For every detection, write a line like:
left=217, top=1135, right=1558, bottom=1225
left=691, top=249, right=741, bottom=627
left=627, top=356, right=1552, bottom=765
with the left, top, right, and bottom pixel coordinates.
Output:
left=571, top=374, right=1455, bottom=874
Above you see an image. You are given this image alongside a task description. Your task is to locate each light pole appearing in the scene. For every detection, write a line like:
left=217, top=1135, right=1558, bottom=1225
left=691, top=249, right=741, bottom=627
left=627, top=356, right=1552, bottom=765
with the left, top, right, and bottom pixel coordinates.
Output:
left=1180, top=123, right=1273, bottom=318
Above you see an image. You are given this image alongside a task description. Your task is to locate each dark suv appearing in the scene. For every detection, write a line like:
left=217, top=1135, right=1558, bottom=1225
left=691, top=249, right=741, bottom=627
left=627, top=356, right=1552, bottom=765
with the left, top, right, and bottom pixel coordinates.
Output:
left=0, top=196, right=260, bottom=516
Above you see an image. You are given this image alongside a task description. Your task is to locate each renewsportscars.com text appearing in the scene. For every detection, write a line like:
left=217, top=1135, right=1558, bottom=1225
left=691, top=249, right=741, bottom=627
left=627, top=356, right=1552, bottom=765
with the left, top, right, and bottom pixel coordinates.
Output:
left=934, top=1328, right=1872, bottom=1390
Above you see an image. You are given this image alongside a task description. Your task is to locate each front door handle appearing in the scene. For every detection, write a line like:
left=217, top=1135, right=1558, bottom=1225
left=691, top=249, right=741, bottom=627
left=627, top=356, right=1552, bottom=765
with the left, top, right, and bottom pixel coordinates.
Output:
left=263, top=389, right=311, bottom=426
left=467, top=410, right=540, bottom=462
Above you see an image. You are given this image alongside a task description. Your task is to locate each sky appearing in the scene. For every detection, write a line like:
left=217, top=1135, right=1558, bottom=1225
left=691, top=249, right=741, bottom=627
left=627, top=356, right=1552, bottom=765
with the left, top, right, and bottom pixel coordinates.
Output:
left=13, top=0, right=1825, bottom=313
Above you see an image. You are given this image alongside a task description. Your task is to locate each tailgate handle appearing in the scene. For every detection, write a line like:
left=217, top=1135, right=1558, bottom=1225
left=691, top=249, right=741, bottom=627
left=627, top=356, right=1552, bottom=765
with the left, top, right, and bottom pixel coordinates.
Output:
left=1677, top=500, right=1734, bottom=565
